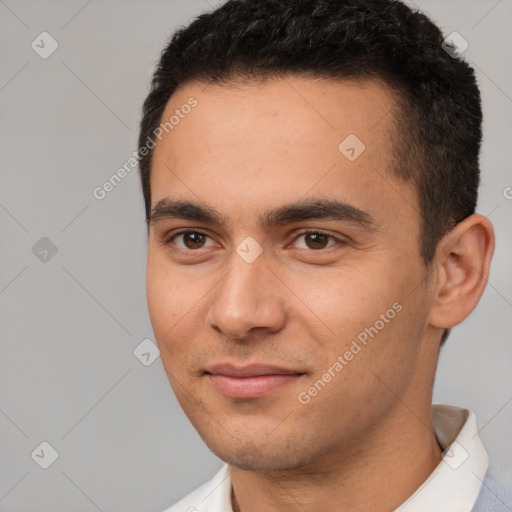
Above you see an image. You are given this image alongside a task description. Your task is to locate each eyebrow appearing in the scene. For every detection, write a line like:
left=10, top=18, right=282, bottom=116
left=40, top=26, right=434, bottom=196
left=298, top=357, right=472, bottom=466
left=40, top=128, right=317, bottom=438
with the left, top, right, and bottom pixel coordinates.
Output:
left=149, top=197, right=377, bottom=230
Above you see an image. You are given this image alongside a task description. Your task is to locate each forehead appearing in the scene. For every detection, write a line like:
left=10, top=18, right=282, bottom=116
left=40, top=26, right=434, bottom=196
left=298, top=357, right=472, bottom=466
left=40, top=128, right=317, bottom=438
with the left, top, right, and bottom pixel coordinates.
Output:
left=155, top=75, right=397, bottom=156
left=149, top=76, right=416, bottom=230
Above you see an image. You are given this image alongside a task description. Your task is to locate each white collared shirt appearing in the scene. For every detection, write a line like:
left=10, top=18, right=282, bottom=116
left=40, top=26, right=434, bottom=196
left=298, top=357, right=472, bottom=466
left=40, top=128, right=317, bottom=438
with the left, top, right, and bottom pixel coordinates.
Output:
left=162, top=404, right=501, bottom=512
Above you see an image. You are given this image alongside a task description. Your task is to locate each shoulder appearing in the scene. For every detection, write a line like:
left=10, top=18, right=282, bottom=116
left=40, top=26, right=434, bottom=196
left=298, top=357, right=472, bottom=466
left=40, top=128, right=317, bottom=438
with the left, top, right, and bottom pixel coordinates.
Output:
left=472, top=476, right=512, bottom=512
left=160, top=463, right=232, bottom=512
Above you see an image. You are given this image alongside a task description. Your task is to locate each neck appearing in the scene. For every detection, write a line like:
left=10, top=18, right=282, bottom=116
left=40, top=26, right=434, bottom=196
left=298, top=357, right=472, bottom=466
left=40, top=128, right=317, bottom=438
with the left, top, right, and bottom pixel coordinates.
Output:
left=230, top=400, right=443, bottom=512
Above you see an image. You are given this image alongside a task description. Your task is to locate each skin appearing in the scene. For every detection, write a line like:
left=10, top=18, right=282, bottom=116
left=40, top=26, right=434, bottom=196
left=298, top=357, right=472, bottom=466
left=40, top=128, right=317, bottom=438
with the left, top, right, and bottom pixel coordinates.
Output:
left=146, top=76, right=495, bottom=511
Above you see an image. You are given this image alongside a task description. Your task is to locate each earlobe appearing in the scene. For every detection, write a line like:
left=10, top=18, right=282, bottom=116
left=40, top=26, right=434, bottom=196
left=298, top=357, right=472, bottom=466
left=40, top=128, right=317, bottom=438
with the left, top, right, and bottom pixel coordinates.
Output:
left=428, top=214, right=495, bottom=330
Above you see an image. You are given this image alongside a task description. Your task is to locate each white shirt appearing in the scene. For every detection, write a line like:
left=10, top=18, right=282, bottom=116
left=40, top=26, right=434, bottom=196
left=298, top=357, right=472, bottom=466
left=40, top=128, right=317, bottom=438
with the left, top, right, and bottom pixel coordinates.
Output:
left=162, top=404, right=492, bottom=512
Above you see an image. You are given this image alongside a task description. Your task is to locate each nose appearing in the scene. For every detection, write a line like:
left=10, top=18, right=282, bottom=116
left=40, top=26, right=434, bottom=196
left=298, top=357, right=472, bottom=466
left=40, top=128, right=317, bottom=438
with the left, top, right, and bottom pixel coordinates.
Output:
left=206, top=250, right=287, bottom=341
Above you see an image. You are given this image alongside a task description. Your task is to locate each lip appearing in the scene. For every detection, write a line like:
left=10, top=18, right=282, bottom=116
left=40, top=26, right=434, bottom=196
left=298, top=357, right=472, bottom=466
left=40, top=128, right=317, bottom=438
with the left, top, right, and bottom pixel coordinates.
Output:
left=205, top=363, right=304, bottom=399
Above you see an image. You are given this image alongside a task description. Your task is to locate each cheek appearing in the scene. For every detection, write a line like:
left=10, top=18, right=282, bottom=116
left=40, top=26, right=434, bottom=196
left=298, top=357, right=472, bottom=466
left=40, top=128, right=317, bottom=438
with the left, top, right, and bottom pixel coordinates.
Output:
left=294, top=268, right=400, bottom=337
left=146, top=266, right=173, bottom=337
left=145, top=253, right=217, bottom=381
left=296, top=265, right=421, bottom=383
left=146, top=257, right=192, bottom=353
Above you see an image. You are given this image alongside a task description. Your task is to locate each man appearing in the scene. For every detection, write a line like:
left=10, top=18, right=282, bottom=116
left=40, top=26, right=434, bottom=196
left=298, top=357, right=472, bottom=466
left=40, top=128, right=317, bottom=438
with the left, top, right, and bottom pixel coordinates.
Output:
left=138, top=0, right=509, bottom=510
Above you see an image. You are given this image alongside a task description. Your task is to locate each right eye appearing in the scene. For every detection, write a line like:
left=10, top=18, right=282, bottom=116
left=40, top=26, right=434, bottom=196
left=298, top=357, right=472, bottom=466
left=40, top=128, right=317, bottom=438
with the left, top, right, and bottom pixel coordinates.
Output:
left=164, top=230, right=218, bottom=251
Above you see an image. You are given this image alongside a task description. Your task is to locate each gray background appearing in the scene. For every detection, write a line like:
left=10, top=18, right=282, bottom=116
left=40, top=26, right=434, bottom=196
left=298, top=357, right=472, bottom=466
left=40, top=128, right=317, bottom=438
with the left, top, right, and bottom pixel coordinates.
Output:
left=1, top=0, right=511, bottom=510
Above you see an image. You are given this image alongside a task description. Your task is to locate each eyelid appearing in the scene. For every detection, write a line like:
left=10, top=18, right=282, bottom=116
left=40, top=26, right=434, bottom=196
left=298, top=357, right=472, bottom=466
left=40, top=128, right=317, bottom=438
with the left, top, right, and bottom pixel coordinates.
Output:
left=163, top=228, right=347, bottom=251
left=163, top=228, right=215, bottom=248
left=290, top=229, right=347, bottom=250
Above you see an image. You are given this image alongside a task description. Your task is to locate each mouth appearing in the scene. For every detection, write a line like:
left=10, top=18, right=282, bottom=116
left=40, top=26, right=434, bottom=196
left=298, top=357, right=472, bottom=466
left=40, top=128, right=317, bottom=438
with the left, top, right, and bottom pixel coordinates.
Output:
left=204, top=363, right=305, bottom=399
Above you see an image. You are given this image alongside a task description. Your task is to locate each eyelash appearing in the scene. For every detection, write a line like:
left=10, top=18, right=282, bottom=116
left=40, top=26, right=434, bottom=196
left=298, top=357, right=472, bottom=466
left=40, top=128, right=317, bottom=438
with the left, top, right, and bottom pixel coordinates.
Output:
left=163, top=229, right=346, bottom=252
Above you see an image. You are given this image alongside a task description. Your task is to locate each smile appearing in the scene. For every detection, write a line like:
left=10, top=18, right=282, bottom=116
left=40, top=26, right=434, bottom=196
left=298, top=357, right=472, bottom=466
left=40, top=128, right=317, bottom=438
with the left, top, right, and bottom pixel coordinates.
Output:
left=204, top=364, right=305, bottom=399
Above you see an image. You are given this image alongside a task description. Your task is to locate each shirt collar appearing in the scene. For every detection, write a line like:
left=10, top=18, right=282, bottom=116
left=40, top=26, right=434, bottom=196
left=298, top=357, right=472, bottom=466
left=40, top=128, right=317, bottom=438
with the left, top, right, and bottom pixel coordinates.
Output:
left=172, top=404, right=488, bottom=512
left=395, top=403, right=489, bottom=512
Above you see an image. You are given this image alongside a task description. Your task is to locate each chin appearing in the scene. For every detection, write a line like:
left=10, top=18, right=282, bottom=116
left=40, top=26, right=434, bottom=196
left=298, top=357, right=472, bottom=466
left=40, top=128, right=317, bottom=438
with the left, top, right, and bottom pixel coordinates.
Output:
left=207, top=436, right=312, bottom=472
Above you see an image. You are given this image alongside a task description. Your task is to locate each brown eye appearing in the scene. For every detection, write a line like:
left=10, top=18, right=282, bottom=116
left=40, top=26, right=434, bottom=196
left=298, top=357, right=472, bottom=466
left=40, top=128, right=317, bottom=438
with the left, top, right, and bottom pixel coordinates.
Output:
left=304, top=232, right=329, bottom=249
left=182, top=232, right=206, bottom=249
left=293, top=230, right=340, bottom=250
left=166, top=231, right=215, bottom=250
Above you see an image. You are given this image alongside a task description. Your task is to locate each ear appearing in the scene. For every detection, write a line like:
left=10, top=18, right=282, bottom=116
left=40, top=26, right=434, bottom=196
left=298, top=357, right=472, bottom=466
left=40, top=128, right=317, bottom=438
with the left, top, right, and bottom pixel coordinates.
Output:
left=428, top=214, right=495, bottom=330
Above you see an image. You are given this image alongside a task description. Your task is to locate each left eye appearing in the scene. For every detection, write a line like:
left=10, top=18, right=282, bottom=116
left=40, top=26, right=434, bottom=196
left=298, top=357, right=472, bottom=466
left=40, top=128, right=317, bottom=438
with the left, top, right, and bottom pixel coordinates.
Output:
left=293, top=231, right=340, bottom=250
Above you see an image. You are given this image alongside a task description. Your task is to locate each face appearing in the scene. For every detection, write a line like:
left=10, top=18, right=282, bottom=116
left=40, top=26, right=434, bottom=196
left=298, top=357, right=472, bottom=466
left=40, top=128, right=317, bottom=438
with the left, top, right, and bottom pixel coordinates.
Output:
left=146, top=76, right=436, bottom=471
